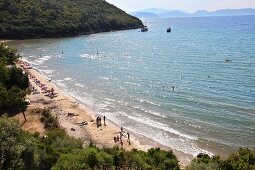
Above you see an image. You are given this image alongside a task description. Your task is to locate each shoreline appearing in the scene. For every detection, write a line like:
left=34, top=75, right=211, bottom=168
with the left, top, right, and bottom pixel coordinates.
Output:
left=18, top=60, right=193, bottom=167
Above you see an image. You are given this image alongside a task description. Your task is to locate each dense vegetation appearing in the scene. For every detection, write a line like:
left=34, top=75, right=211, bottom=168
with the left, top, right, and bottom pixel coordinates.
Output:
left=0, top=0, right=143, bottom=39
left=0, top=43, right=29, bottom=112
left=1, top=114, right=255, bottom=170
left=186, top=151, right=255, bottom=170
left=0, top=115, right=180, bottom=170
left=32, top=108, right=59, bottom=130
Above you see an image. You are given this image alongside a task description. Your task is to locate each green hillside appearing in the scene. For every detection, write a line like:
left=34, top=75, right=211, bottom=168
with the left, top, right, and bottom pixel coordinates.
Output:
left=0, top=0, right=143, bottom=39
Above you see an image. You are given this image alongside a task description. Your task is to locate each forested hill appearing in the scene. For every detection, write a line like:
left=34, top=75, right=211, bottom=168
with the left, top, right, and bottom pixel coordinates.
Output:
left=0, top=0, right=143, bottom=39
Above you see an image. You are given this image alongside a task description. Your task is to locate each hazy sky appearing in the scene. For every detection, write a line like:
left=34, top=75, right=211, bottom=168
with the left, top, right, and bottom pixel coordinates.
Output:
left=106, top=0, right=255, bottom=12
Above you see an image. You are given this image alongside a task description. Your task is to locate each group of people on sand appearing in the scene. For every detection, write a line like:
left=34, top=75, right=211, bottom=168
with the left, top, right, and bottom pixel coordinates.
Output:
left=29, top=73, right=57, bottom=99
left=113, top=126, right=131, bottom=146
left=20, top=60, right=58, bottom=99
left=20, top=60, right=32, bottom=69
left=96, top=115, right=106, bottom=128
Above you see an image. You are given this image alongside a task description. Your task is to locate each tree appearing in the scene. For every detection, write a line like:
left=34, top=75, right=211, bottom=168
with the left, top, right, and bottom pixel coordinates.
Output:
left=0, top=115, right=25, bottom=169
left=18, top=99, right=28, bottom=122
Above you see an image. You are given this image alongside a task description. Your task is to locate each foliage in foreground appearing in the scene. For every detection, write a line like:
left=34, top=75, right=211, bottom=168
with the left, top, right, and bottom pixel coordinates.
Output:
left=1, top=114, right=255, bottom=170
left=0, top=0, right=143, bottom=39
left=0, top=43, right=29, bottom=112
left=32, top=108, right=59, bottom=130
left=0, top=115, right=180, bottom=170
left=186, top=151, right=255, bottom=170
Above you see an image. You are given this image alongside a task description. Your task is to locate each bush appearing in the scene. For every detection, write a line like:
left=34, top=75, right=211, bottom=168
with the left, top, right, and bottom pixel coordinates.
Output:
left=40, top=109, right=59, bottom=130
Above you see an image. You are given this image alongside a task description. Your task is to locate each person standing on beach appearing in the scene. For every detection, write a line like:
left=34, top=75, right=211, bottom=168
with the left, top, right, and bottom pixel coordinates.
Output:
left=96, top=116, right=99, bottom=128
left=103, top=116, right=106, bottom=126
left=99, top=116, right=102, bottom=126
left=127, top=132, right=131, bottom=145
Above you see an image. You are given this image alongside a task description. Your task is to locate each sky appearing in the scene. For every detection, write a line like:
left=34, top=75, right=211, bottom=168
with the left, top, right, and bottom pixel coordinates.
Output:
left=106, top=0, right=255, bottom=13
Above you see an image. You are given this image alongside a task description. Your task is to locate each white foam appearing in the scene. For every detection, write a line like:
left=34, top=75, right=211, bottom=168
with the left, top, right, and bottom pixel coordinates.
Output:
left=101, top=77, right=111, bottom=80
left=43, top=70, right=55, bottom=74
left=56, top=79, right=64, bottom=83
left=21, top=57, right=32, bottom=64
left=35, top=55, right=52, bottom=65
left=127, top=114, right=197, bottom=141
left=80, top=53, right=98, bottom=60
left=131, top=105, right=167, bottom=118
left=55, top=82, right=67, bottom=88
left=132, top=97, right=161, bottom=106
left=63, top=77, right=73, bottom=81
left=80, top=54, right=89, bottom=58
left=125, top=125, right=213, bottom=157
left=125, top=81, right=141, bottom=87
left=75, top=83, right=84, bottom=88
left=105, top=98, right=116, bottom=102
left=56, top=55, right=63, bottom=58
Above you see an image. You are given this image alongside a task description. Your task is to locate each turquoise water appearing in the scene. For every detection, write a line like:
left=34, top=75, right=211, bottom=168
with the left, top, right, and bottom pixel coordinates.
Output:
left=8, top=15, right=255, bottom=157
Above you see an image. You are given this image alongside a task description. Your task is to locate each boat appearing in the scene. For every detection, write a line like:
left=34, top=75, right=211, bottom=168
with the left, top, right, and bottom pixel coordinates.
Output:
left=141, top=25, right=148, bottom=32
left=141, top=21, right=148, bottom=32
left=167, top=27, right=171, bottom=33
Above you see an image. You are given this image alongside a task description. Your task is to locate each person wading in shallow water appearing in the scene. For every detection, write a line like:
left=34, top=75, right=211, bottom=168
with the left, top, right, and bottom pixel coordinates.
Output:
left=172, top=85, right=175, bottom=91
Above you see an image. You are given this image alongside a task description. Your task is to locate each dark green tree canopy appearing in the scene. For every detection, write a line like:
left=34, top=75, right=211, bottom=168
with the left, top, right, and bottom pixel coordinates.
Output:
left=0, top=44, right=29, bottom=112
left=0, top=0, right=143, bottom=39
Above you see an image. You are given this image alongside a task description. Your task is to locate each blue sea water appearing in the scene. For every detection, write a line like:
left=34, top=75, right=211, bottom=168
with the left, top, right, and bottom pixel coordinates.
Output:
left=8, top=15, right=255, bottom=157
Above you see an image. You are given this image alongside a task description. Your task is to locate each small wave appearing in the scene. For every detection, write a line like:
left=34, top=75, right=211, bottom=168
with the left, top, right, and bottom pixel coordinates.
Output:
left=127, top=115, right=197, bottom=141
left=43, top=70, right=55, bottom=74
left=63, top=77, right=73, bottom=81
left=55, top=82, right=67, bottom=88
left=56, top=79, right=64, bottom=83
left=124, top=81, right=141, bottom=87
left=80, top=53, right=98, bottom=60
left=105, top=98, right=116, bottom=102
left=132, top=97, right=161, bottom=107
left=101, top=77, right=111, bottom=80
left=132, top=106, right=167, bottom=118
left=56, top=55, right=63, bottom=58
left=21, top=57, right=33, bottom=64
left=35, top=55, right=52, bottom=65
left=75, top=83, right=84, bottom=88
left=143, top=110, right=167, bottom=118
left=80, top=54, right=89, bottom=58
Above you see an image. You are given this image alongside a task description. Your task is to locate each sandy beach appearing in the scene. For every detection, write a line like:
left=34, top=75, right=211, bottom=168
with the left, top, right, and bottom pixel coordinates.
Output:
left=15, top=60, right=192, bottom=167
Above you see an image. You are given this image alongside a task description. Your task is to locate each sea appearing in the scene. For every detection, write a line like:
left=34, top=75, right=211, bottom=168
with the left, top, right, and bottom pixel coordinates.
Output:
left=7, top=15, right=255, bottom=158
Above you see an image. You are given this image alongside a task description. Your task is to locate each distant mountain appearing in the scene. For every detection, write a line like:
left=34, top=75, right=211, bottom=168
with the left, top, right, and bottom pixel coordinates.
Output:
left=131, top=8, right=255, bottom=19
left=130, top=9, right=189, bottom=19
left=130, top=12, right=159, bottom=19
left=210, top=8, right=255, bottom=16
left=193, top=8, right=255, bottom=17
left=159, top=11, right=189, bottom=18
left=135, top=8, right=173, bottom=14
